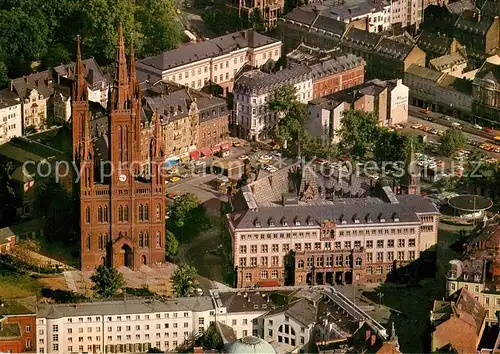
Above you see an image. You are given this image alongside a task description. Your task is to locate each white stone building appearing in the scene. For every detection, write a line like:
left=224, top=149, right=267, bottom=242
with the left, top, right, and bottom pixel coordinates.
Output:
left=36, top=297, right=215, bottom=354
left=233, top=66, right=313, bottom=141
left=137, top=30, right=282, bottom=96
left=0, top=89, right=23, bottom=144
left=307, top=100, right=348, bottom=144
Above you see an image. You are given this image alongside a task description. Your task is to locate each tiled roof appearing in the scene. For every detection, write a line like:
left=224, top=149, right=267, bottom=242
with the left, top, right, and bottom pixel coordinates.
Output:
left=0, top=89, right=21, bottom=109
left=312, top=15, right=348, bottom=37
left=10, top=70, right=53, bottom=98
left=234, top=65, right=312, bottom=92
left=309, top=54, right=366, bottom=80
left=454, top=10, right=494, bottom=35
left=53, top=58, right=108, bottom=86
left=283, top=8, right=318, bottom=26
left=405, top=64, right=444, bottom=82
left=429, top=52, right=468, bottom=71
left=0, top=297, right=37, bottom=316
left=437, top=74, right=473, bottom=95
left=38, top=297, right=214, bottom=319
left=475, top=60, right=500, bottom=84
left=417, top=31, right=455, bottom=56
left=448, top=288, right=486, bottom=334
left=481, top=0, right=500, bottom=16
left=344, top=27, right=381, bottom=50
left=445, top=0, right=476, bottom=14
left=373, top=38, right=415, bottom=60
left=0, top=323, right=21, bottom=340
left=138, top=30, right=279, bottom=72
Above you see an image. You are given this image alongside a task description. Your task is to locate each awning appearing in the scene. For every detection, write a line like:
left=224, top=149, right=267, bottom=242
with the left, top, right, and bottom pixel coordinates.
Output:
left=180, top=155, right=190, bottom=162
left=165, top=160, right=179, bottom=168
left=200, top=147, right=213, bottom=156
left=212, top=145, right=222, bottom=152
left=190, top=150, right=200, bottom=160
left=220, top=141, right=231, bottom=150
left=258, top=280, right=280, bottom=287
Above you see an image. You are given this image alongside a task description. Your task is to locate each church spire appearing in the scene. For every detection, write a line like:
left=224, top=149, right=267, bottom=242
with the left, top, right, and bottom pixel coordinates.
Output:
left=152, top=110, right=164, bottom=158
left=74, top=35, right=87, bottom=102
left=112, top=23, right=130, bottom=110
left=129, top=38, right=138, bottom=98
left=82, top=111, right=93, bottom=160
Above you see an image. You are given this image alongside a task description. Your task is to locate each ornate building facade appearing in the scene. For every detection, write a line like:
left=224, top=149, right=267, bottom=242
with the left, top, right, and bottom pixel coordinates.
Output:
left=73, top=27, right=166, bottom=270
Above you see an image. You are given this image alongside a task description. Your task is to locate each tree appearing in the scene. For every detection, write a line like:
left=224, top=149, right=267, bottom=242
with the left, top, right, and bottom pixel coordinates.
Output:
left=165, top=230, right=179, bottom=260
left=136, top=0, right=184, bottom=57
left=338, top=109, right=380, bottom=157
left=249, top=8, right=265, bottom=32
left=171, top=263, right=198, bottom=297
left=0, top=162, right=20, bottom=228
left=439, top=127, right=466, bottom=157
left=167, top=193, right=210, bottom=241
left=0, top=60, right=7, bottom=89
left=467, top=147, right=486, bottom=169
left=202, top=6, right=243, bottom=36
left=196, top=325, right=224, bottom=351
left=374, top=131, right=423, bottom=164
left=268, top=84, right=298, bottom=117
left=34, top=177, right=77, bottom=243
left=90, top=265, right=125, bottom=298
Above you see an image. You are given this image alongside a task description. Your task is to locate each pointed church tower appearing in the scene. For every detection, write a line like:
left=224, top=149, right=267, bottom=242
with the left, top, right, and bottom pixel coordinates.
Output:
left=110, top=24, right=130, bottom=111
left=151, top=111, right=165, bottom=187
left=401, top=139, right=421, bottom=195
left=72, top=35, right=90, bottom=160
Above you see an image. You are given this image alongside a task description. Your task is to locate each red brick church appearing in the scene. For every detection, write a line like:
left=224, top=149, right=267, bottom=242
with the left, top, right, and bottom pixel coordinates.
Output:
left=72, top=26, right=166, bottom=270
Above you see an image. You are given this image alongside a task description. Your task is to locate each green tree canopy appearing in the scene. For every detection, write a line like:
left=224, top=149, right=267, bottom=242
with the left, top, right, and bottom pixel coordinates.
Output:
left=269, top=84, right=298, bottom=117
left=373, top=131, right=423, bottom=164
left=439, top=127, right=466, bottom=157
left=90, top=265, right=125, bottom=298
left=249, top=8, right=265, bottom=32
left=338, top=109, right=380, bottom=157
left=171, top=263, right=198, bottom=297
left=0, top=162, right=19, bottom=228
left=167, top=193, right=210, bottom=241
left=165, top=230, right=179, bottom=260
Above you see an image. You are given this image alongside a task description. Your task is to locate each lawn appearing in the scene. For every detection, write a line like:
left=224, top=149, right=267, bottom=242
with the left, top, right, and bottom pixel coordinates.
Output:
left=0, top=273, right=43, bottom=298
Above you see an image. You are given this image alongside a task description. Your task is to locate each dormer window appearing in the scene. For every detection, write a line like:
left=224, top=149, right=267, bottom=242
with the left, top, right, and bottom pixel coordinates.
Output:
left=281, top=217, right=288, bottom=226
left=366, top=213, right=373, bottom=223
left=340, top=214, right=347, bottom=224
left=393, top=212, right=400, bottom=222
left=353, top=214, right=360, bottom=224
left=379, top=213, right=385, bottom=223
left=474, top=274, right=481, bottom=282
left=463, top=274, right=468, bottom=280
left=254, top=218, right=261, bottom=227
left=268, top=217, right=275, bottom=227
left=306, top=216, right=314, bottom=226
left=294, top=217, right=301, bottom=226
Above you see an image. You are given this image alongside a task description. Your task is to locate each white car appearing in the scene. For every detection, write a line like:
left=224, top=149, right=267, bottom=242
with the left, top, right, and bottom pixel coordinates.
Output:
left=474, top=124, right=483, bottom=130
left=238, top=155, right=249, bottom=160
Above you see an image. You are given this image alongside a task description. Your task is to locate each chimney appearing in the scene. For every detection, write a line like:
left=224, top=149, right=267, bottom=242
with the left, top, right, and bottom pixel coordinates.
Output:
left=177, top=104, right=182, bottom=112
left=241, top=30, right=246, bottom=39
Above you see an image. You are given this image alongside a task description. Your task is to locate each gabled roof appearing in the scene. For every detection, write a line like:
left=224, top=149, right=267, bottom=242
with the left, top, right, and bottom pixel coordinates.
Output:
left=475, top=60, right=500, bottom=84
left=405, top=64, right=445, bottom=82
left=454, top=10, right=494, bottom=35
left=138, top=30, right=279, bottom=72
left=283, top=8, right=318, bottom=26
left=373, top=38, right=416, bottom=60
left=445, top=0, right=476, bottom=15
left=481, top=0, right=500, bottom=16
left=417, top=31, right=456, bottom=57
left=53, top=58, right=108, bottom=87
left=10, top=70, right=53, bottom=99
left=343, top=27, right=381, bottom=50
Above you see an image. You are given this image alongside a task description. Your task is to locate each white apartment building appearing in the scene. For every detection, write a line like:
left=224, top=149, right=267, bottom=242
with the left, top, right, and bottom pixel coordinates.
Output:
left=307, top=100, right=347, bottom=144
left=390, top=0, right=423, bottom=29
left=137, top=30, right=282, bottom=96
left=36, top=297, right=215, bottom=354
left=233, top=66, right=313, bottom=141
left=0, top=89, right=22, bottom=144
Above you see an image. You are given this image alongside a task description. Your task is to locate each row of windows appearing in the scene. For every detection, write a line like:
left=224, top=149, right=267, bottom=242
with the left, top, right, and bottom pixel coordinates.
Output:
left=239, top=227, right=419, bottom=241
left=84, top=231, right=162, bottom=251
left=85, top=204, right=162, bottom=224
left=239, top=238, right=417, bottom=255
left=365, top=251, right=416, bottom=262
left=239, top=256, right=281, bottom=267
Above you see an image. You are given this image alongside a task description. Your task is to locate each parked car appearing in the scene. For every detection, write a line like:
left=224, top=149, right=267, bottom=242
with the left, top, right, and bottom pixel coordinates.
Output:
left=474, top=124, right=483, bottom=130
left=169, top=176, right=180, bottom=182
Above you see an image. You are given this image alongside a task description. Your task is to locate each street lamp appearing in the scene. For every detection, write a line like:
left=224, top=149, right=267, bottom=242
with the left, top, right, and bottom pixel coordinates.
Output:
left=377, top=292, right=384, bottom=308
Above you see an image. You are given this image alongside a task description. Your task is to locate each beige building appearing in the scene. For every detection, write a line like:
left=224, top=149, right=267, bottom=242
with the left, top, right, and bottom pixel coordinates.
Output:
left=404, top=64, right=473, bottom=118
left=307, top=78, right=409, bottom=143
left=0, top=89, right=22, bottom=144
left=228, top=162, right=439, bottom=288
left=9, top=71, right=52, bottom=132
left=429, top=51, right=468, bottom=77
left=137, top=30, right=282, bottom=96
left=445, top=222, right=500, bottom=323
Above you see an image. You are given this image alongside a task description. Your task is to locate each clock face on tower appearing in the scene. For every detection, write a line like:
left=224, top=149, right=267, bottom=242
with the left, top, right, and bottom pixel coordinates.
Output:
left=119, top=174, right=127, bottom=182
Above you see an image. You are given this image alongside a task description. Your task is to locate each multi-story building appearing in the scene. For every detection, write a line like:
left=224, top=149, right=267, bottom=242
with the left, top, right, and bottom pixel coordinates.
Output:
left=404, top=64, right=473, bottom=119
left=445, top=222, right=500, bottom=323
left=307, top=78, right=409, bottom=142
left=0, top=89, right=22, bottom=144
left=226, top=0, right=284, bottom=29
left=9, top=71, right=52, bottom=133
left=228, top=161, right=439, bottom=288
left=36, top=297, right=215, bottom=354
left=141, top=80, right=230, bottom=163
left=0, top=297, right=37, bottom=353
left=416, top=31, right=465, bottom=63
left=213, top=286, right=389, bottom=352
left=233, top=66, right=312, bottom=141
left=429, top=50, right=468, bottom=77
left=73, top=28, right=166, bottom=270
left=430, top=288, right=486, bottom=353
left=472, top=55, right=500, bottom=126
left=136, top=30, right=282, bottom=96
left=277, top=10, right=426, bottom=80
left=390, top=0, right=423, bottom=30
left=286, top=44, right=365, bottom=99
